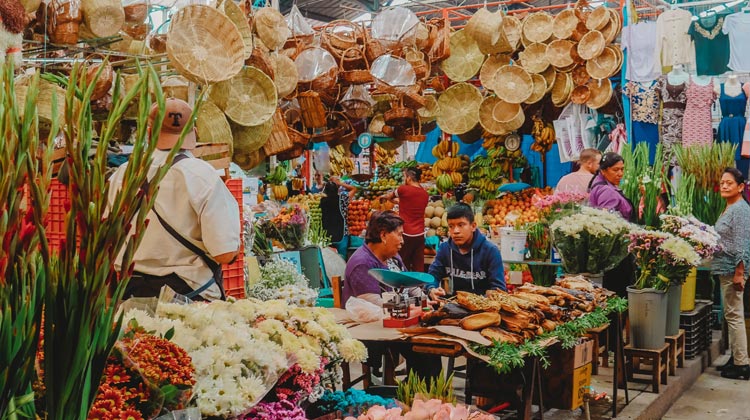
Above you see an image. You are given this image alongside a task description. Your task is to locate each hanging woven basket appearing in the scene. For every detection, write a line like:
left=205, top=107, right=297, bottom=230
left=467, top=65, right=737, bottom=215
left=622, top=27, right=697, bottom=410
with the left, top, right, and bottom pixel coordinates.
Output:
left=546, top=39, right=576, bottom=69
left=81, top=0, right=124, bottom=38
left=519, top=42, right=550, bottom=74
left=578, top=30, right=605, bottom=60
left=196, top=100, right=233, bottom=153
left=231, top=118, right=273, bottom=155
left=553, top=9, right=579, bottom=40
left=263, top=108, right=295, bottom=157
left=297, top=90, right=328, bottom=129
left=270, top=53, right=298, bottom=98
left=522, top=12, right=553, bottom=44
left=540, top=66, right=557, bottom=94
left=254, top=6, right=291, bottom=50
left=220, top=0, right=253, bottom=59
left=441, top=29, right=485, bottom=82
left=479, top=96, right=510, bottom=135
left=524, top=73, right=547, bottom=104
left=492, top=65, right=533, bottom=104
left=586, top=46, right=618, bottom=79
left=436, top=82, right=482, bottom=135
left=586, top=78, right=613, bottom=109
left=479, top=54, right=512, bottom=92
left=46, top=0, right=82, bottom=45
left=586, top=6, right=610, bottom=31
left=209, top=66, right=277, bottom=127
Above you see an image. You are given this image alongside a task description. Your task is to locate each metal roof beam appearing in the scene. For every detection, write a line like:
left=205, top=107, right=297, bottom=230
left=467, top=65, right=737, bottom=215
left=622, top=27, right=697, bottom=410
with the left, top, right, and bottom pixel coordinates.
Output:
left=297, top=6, right=340, bottom=21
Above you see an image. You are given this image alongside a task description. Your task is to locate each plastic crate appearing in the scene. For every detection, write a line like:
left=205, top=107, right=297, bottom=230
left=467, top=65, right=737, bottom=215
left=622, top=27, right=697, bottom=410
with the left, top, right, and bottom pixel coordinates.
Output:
left=223, top=258, right=245, bottom=299
left=46, top=179, right=72, bottom=252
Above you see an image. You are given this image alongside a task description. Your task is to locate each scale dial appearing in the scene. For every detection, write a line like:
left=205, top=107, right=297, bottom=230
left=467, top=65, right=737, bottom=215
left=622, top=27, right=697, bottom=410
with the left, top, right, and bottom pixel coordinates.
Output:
left=505, top=132, right=521, bottom=152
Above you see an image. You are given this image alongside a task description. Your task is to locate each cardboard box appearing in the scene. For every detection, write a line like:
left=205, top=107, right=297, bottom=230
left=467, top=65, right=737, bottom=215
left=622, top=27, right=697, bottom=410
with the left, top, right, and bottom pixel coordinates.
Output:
left=572, top=339, right=594, bottom=369
left=542, top=340, right=595, bottom=410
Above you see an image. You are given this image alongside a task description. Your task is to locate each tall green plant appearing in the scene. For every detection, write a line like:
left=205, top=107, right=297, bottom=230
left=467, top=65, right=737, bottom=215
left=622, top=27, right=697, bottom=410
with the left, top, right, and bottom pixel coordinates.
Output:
left=0, top=65, right=56, bottom=419
left=42, top=61, right=199, bottom=419
left=641, top=144, right=667, bottom=228
left=620, top=142, right=645, bottom=206
left=674, top=144, right=735, bottom=224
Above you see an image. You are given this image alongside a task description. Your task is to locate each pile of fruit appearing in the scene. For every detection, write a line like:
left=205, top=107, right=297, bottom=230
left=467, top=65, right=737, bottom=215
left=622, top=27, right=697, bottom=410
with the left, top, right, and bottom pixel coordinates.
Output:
left=468, top=154, right=508, bottom=200
left=432, top=140, right=469, bottom=193
left=375, top=144, right=398, bottom=167
left=347, top=198, right=371, bottom=236
left=287, top=193, right=323, bottom=212
left=530, top=115, right=556, bottom=154
left=483, top=134, right=523, bottom=160
left=423, top=200, right=448, bottom=238
left=418, top=163, right=434, bottom=183
left=330, top=144, right=354, bottom=176
left=482, top=187, right=554, bottom=228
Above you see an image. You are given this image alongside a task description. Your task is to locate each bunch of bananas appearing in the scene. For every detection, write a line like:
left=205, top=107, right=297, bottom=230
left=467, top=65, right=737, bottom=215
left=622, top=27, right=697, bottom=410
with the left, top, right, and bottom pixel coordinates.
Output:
left=436, top=173, right=455, bottom=193
left=271, top=184, right=289, bottom=201
left=432, top=140, right=468, bottom=184
left=483, top=134, right=522, bottom=159
left=291, top=178, right=305, bottom=191
left=330, top=145, right=354, bottom=176
left=468, top=155, right=509, bottom=199
left=531, top=115, right=556, bottom=154
left=375, top=144, right=398, bottom=166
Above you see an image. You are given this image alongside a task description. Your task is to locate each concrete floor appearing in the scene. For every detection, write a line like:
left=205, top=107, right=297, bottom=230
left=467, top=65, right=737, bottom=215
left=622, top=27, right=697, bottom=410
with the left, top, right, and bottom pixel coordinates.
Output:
left=663, top=354, right=750, bottom=420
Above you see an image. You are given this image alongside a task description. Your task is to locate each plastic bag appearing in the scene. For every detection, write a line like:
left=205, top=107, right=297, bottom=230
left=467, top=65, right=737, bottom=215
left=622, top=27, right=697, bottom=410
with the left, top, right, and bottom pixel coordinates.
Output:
left=346, top=297, right=384, bottom=323
left=155, top=408, right=201, bottom=420
left=285, top=4, right=314, bottom=36
left=371, top=7, right=419, bottom=47
left=370, top=55, right=416, bottom=87
left=312, top=142, right=332, bottom=175
left=295, top=47, right=337, bottom=82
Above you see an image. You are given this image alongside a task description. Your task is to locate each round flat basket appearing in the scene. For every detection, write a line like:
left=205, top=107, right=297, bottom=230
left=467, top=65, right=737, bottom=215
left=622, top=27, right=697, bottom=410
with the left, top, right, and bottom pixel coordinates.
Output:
left=479, top=54, right=512, bottom=91
left=231, top=118, right=273, bottom=154
left=210, top=66, right=278, bottom=127
left=417, top=94, right=440, bottom=120
left=586, top=77, right=613, bottom=109
left=524, top=73, right=547, bottom=104
left=196, top=100, right=233, bottom=153
left=551, top=72, right=573, bottom=107
left=572, top=64, right=590, bottom=85
left=519, top=42, right=550, bottom=74
left=600, top=10, right=618, bottom=45
left=492, top=99, right=525, bottom=131
left=609, top=45, right=623, bottom=77
left=586, top=7, right=610, bottom=31
left=221, top=0, right=253, bottom=58
left=81, top=0, right=125, bottom=38
left=546, top=39, right=575, bottom=69
left=254, top=6, right=292, bottom=50
left=540, top=66, right=557, bottom=94
left=270, top=53, right=298, bottom=98
left=167, top=5, right=244, bottom=85
left=492, top=65, right=533, bottom=104
left=570, top=84, right=591, bottom=104
left=578, top=30, right=605, bottom=60
left=522, top=12, right=554, bottom=43
left=553, top=9, right=579, bottom=40
left=501, top=15, right=522, bottom=52
left=436, top=82, right=483, bottom=135
left=441, top=29, right=485, bottom=82
left=479, top=96, right=510, bottom=135
left=233, top=148, right=266, bottom=170
left=586, top=46, right=618, bottom=79
left=466, top=8, right=503, bottom=47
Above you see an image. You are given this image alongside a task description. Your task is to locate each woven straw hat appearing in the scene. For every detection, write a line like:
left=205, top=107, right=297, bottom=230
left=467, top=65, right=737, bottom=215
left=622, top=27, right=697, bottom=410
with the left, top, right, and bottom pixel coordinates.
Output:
left=479, top=96, right=510, bottom=135
left=436, top=82, right=482, bottom=135
left=572, top=64, right=590, bottom=85
left=479, top=54, right=512, bottom=91
left=493, top=65, right=533, bottom=104
left=231, top=118, right=273, bottom=154
left=522, top=12, right=554, bottom=43
left=491, top=98, right=525, bottom=130
left=570, top=84, right=591, bottom=104
left=196, top=100, right=233, bottom=152
left=540, top=66, right=557, bottom=94
left=210, top=66, right=277, bottom=127
left=546, top=39, right=575, bottom=68
left=502, top=15, right=523, bottom=52
left=519, top=42, right=550, bottom=74
left=270, top=53, right=298, bottom=98
left=586, top=46, right=618, bottom=79
left=586, top=78, right=613, bottom=109
left=221, top=0, right=253, bottom=59
left=254, top=7, right=291, bottom=50
left=553, top=9, right=579, bottom=40
left=441, top=29, right=485, bottom=82
left=167, top=5, right=244, bottom=85
left=578, top=30, right=605, bottom=60
left=586, top=7, right=610, bottom=31
left=525, top=73, right=547, bottom=104
left=551, top=72, right=573, bottom=107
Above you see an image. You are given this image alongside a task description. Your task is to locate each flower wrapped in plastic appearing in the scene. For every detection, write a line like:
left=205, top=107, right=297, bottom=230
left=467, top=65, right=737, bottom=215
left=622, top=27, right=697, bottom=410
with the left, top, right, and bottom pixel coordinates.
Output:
left=659, top=214, right=721, bottom=262
left=629, top=229, right=701, bottom=290
left=550, top=207, right=635, bottom=274
left=247, top=258, right=318, bottom=306
left=257, top=204, right=308, bottom=250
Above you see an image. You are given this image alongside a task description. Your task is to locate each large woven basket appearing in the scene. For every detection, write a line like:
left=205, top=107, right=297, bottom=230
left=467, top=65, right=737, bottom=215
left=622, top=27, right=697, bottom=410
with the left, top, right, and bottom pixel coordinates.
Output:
left=466, top=8, right=506, bottom=52
left=81, top=0, right=124, bottom=37
left=540, top=66, right=557, bottom=94
left=221, top=0, right=253, bottom=59
left=46, top=0, right=82, bottom=45
left=436, top=82, right=482, bottom=135
left=519, top=42, right=550, bottom=74
left=231, top=118, right=273, bottom=154
left=196, top=100, right=233, bottom=152
left=339, top=47, right=373, bottom=85
left=210, top=66, right=277, bottom=127
left=161, top=75, right=190, bottom=101
left=522, top=12, right=553, bottom=43
left=493, top=65, right=533, bottom=104
left=245, top=47, right=275, bottom=80
left=571, top=84, right=591, bottom=104
left=441, top=29, right=485, bottom=82
left=586, top=46, right=618, bottom=79
left=298, top=90, right=327, bottom=129
left=480, top=54, right=512, bottom=92
left=501, top=15, right=522, bottom=53
left=491, top=99, right=525, bottom=131
left=586, top=77, right=613, bottom=109
left=123, top=2, right=147, bottom=22
left=323, top=20, right=363, bottom=52
left=553, top=9, right=579, bottom=40
left=270, top=53, right=298, bottom=98
left=525, top=73, right=547, bottom=104
left=600, top=9, right=619, bottom=44
left=479, top=96, right=510, bottom=135
left=263, top=108, right=294, bottom=157
left=404, top=48, right=430, bottom=80
left=551, top=72, right=573, bottom=107
left=233, top=147, right=266, bottom=170
left=586, top=7, right=610, bottom=31
left=253, top=6, right=291, bottom=50
left=167, top=5, right=244, bottom=85
left=546, top=39, right=575, bottom=69
left=578, top=30, right=605, bottom=60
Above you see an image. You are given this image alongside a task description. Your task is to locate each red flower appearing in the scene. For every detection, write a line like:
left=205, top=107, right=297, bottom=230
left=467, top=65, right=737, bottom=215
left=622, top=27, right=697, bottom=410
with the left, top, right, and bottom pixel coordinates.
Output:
left=118, top=408, right=144, bottom=420
left=104, top=363, right=131, bottom=385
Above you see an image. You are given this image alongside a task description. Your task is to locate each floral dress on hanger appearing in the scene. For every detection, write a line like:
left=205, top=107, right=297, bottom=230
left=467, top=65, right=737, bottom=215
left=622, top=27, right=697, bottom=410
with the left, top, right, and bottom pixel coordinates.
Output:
left=682, top=78, right=717, bottom=146
left=624, top=80, right=661, bottom=164
left=656, top=76, right=687, bottom=165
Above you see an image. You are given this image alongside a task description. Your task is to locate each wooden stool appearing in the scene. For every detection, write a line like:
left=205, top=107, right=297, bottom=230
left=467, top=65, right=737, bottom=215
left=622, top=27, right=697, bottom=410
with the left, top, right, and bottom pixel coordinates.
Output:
left=665, top=329, right=686, bottom=376
left=586, top=323, right=610, bottom=375
left=624, top=343, right=669, bottom=393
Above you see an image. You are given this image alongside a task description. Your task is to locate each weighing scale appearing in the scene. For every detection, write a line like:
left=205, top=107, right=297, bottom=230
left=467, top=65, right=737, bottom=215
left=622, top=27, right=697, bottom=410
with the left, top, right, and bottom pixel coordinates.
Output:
left=368, top=269, right=434, bottom=328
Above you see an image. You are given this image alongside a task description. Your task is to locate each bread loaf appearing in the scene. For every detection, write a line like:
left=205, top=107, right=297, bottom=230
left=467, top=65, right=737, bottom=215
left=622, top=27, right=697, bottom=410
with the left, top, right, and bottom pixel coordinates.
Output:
left=459, top=312, right=501, bottom=331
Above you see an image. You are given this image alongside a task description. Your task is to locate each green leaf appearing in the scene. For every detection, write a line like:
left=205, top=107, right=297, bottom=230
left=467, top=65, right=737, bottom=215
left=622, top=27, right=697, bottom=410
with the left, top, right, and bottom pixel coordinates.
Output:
left=164, top=327, right=175, bottom=341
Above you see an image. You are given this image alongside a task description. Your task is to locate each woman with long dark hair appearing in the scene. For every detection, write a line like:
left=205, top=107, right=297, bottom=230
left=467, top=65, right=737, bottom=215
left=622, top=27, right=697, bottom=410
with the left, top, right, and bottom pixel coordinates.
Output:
left=712, top=167, right=750, bottom=380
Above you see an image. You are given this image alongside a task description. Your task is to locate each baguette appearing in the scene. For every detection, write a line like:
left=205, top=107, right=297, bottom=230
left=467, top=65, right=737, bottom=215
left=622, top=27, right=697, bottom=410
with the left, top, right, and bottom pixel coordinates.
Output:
left=459, top=312, right=502, bottom=331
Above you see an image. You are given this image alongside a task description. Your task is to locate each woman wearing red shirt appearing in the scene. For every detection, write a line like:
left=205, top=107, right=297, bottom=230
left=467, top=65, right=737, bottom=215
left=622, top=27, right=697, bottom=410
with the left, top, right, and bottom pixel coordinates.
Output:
left=387, top=167, right=429, bottom=272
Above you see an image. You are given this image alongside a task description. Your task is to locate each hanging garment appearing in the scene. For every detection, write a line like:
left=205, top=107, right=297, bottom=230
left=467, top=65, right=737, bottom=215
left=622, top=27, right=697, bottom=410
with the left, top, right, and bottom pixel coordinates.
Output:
left=623, top=80, right=661, bottom=124
left=682, top=79, right=717, bottom=147
left=722, top=12, right=750, bottom=72
left=689, top=16, right=730, bottom=76
left=622, top=21, right=662, bottom=82
left=632, top=121, right=659, bottom=165
left=718, top=84, right=749, bottom=174
left=656, top=76, right=687, bottom=165
left=654, top=9, right=694, bottom=74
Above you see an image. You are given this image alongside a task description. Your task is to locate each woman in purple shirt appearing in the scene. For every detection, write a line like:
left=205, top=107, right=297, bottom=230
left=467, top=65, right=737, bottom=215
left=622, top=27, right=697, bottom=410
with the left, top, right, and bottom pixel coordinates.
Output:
left=588, top=152, right=635, bottom=297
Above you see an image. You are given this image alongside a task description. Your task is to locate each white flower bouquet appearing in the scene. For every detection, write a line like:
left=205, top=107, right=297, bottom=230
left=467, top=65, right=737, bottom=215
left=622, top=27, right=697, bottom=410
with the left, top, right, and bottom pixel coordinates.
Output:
left=550, top=207, right=636, bottom=274
left=628, top=229, right=701, bottom=290
left=247, top=258, right=319, bottom=307
left=659, top=214, right=721, bottom=262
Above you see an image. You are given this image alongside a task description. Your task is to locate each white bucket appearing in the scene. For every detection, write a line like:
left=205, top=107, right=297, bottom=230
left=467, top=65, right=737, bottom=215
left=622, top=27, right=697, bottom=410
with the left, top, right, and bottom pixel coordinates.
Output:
left=499, top=227, right=527, bottom=262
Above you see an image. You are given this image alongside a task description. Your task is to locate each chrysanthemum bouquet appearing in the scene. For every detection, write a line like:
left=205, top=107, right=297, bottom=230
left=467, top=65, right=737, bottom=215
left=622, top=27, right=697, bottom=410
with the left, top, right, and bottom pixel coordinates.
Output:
left=628, top=229, right=701, bottom=290
left=534, top=191, right=588, bottom=222
left=258, top=205, right=308, bottom=250
left=550, top=207, right=636, bottom=274
left=247, top=258, right=318, bottom=306
left=659, top=214, right=721, bottom=262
